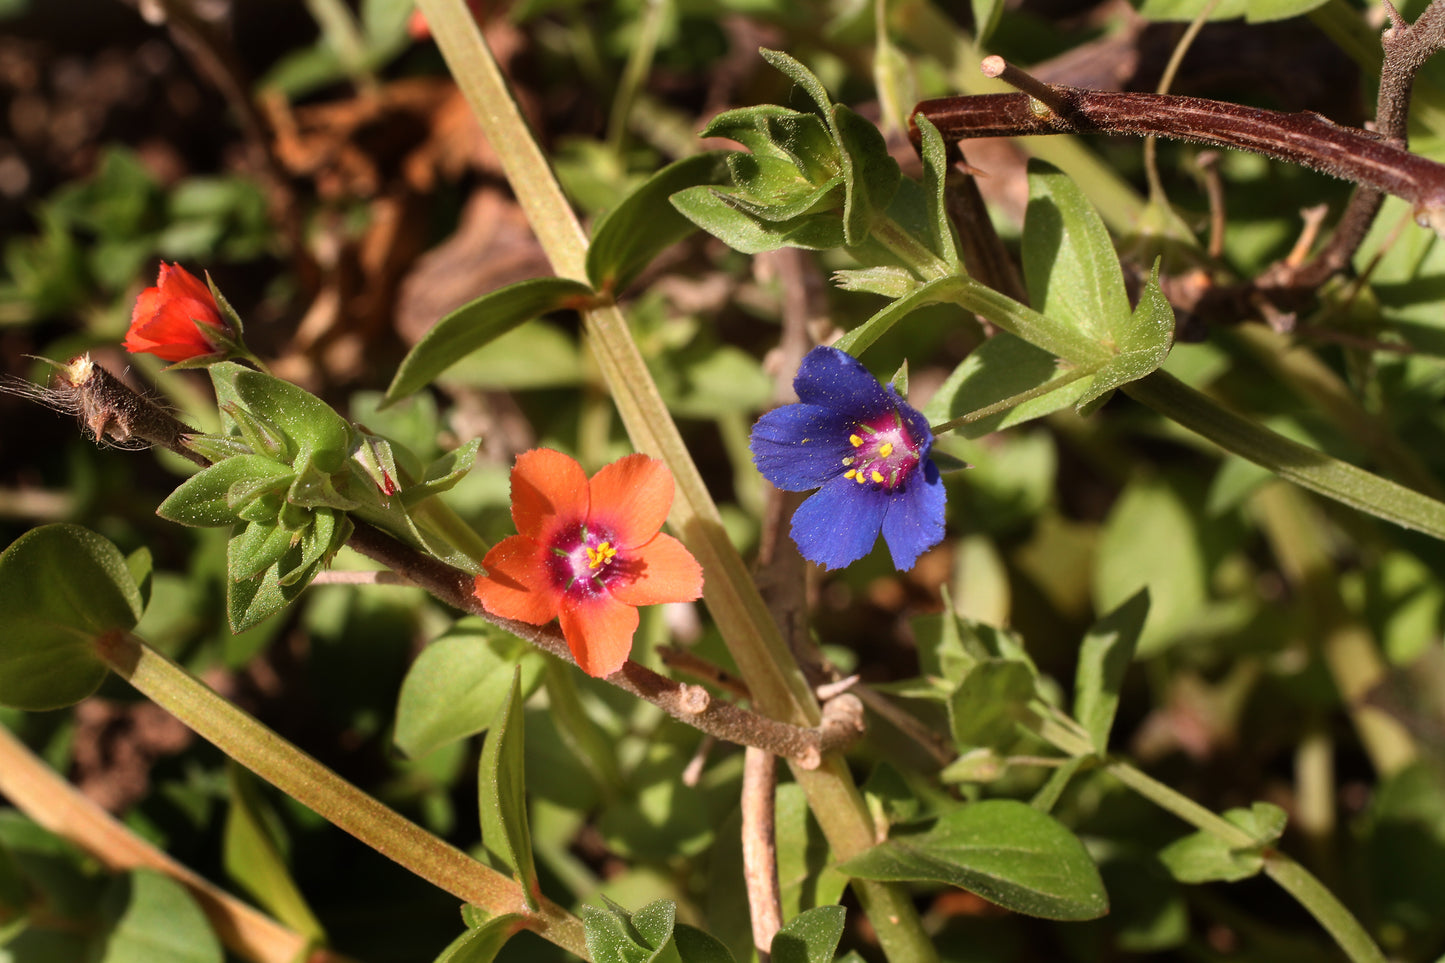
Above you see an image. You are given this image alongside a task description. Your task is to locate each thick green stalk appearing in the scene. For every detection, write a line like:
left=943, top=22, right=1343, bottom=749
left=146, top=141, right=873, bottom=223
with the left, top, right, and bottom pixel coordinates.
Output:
left=415, top=4, right=938, bottom=960
left=97, top=630, right=589, bottom=959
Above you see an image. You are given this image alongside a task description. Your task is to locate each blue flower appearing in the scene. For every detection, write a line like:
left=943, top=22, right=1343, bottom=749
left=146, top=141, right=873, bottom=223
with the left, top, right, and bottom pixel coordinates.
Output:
left=750, top=345, right=945, bottom=571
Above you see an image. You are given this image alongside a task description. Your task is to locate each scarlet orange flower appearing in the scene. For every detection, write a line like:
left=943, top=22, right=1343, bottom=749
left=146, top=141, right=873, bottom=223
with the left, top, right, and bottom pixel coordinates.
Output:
left=474, top=449, right=703, bottom=678
left=124, top=263, right=231, bottom=363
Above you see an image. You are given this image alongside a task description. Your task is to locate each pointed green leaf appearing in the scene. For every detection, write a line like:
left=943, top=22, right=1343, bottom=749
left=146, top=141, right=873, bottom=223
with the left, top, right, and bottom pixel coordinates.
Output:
left=227, top=521, right=293, bottom=583
left=770, top=905, right=845, bottom=963
left=948, top=659, right=1037, bottom=750
left=1159, top=802, right=1287, bottom=884
left=1076, top=260, right=1175, bottom=408
left=0, top=525, right=138, bottom=710
left=758, top=49, right=834, bottom=120
left=670, top=186, right=846, bottom=253
left=157, top=456, right=292, bottom=527
left=914, top=113, right=960, bottom=266
left=1075, top=588, right=1149, bottom=752
left=402, top=439, right=481, bottom=504
left=216, top=363, right=352, bottom=472
left=394, top=621, right=545, bottom=758
left=432, top=914, right=525, bottom=963
left=226, top=563, right=304, bottom=633
left=673, top=924, right=735, bottom=963
left=837, top=800, right=1108, bottom=920
left=924, top=332, right=1095, bottom=439
left=833, top=104, right=899, bottom=245
left=699, top=105, right=803, bottom=159
left=587, top=152, right=733, bottom=294
left=98, top=869, right=222, bottom=963
left=478, top=667, right=539, bottom=909
left=222, top=768, right=325, bottom=941
left=583, top=900, right=663, bottom=963
left=385, top=277, right=594, bottom=404
left=1022, top=162, right=1131, bottom=350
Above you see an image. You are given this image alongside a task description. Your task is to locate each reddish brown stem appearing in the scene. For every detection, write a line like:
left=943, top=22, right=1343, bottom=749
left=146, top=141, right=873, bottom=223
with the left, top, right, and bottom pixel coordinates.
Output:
left=913, top=89, right=1445, bottom=226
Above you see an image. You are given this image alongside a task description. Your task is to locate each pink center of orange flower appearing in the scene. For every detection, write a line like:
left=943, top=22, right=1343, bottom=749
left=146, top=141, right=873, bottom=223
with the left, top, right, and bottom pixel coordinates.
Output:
left=841, top=410, right=920, bottom=491
left=549, top=522, right=627, bottom=598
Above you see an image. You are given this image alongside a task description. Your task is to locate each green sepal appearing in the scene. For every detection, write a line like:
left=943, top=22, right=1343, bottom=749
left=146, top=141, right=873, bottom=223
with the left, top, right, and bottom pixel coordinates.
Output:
left=228, top=521, right=295, bottom=584
left=914, top=112, right=961, bottom=266
left=206, top=271, right=246, bottom=337
left=276, top=499, right=312, bottom=533
left=771, top=905, right=845, bottom=963
left=287, top=457, right=362, bottom=511
left=0, top=524, right=139, bottom=710
left=670, top=186, right=846, bottom=254
left=218, top=401, right=292, bottom=463
left=183, top=433, right=254, bottom=464
left=157, top=455, right=293, bottom=527
left=403, top=439, right=482, bottom=505
left=699, top=104, right=803, bottom=158
left=213, top=362, right=351, bottom=473
left=832, top=266, right=917, bottom=298
left=279, top=510, right=349, bottom=586
left=235, top=489, right=285, bottom=524
left=761, top=111, right=842, bottom=185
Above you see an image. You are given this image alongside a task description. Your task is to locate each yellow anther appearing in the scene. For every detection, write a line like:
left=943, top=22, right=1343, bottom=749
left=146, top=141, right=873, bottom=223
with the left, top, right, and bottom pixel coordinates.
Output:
left=871, top=470, right=884, bottom=483
left=844, top=469, right=857, bottom=480
left=878, top=442, right=893, bottom=458
left=849, top=434, right=863, bottom=447
left=854, top=472, right=866, bottom=484
left=586, top=541, right=617, bottom=569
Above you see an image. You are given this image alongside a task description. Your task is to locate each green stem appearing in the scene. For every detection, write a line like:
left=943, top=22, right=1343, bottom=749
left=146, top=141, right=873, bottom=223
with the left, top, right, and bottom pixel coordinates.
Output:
left=1263, top=855, right=1387, bottom=963
left=1124, top=369, right=1445, bottom=542
left=415, top=4, right=938, bottom=959
left=605, top=0, right=668, bottom=154
left=1033, top=709, right=1386, bottom=963
left=97, top=630, right=590, bottom=959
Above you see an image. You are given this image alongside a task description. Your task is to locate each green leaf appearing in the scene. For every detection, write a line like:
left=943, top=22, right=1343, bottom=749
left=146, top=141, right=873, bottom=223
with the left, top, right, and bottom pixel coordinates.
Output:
left=948, top=659, right=1037, bottom=750
left=583, top=898, right=681, bottom=963
left=1075, top=260, right=1175, bottom=408
left=156, top=456, right=293, bottom=528
left=1158, top=802, right=1287, bottom=884
left=699, top=105, right=804, bottom=159
left=222, top=768, right=325, bottom=941
left=971, top=0, right=1006, bottom=43
left=218, top=364, right=352, bottom=473
left=226, top=521, right=293, bottom=583
left=923, top=331, right=1093, bottom=439
left=670, top=186, right=845, bottom=254
left=226, top=563, right=305, bottom=634
left=587, top=152, right=732, bottom=294
left=97, top=869, right=222, bottom=963
left=672, top=924, right=736, bottom=963
left=776, top=784, right=848, bottom=920
left=914, top=113, right=960, bottom=267
left=833, top=104, right=900, bottom=246
left=770, top=905, right=845, bottom=963
left=1136, top=0, right=1329, bottom=22
left=1022, top=161, right=1131, bottom=350
left=432, top=914, right=525, bottom=963
left=837, top=800, right=1108, bottom=920
left=385, top=278, right=595, bottom=404
left=478, top=667, right=539, bottom=909
left=403, top=439, right=482, bottom=504
left=393, top=620, right=544, bottom=758
left=1074, top=588, right=1150, bottom=752
left=0, top=525, right=138, bottom=710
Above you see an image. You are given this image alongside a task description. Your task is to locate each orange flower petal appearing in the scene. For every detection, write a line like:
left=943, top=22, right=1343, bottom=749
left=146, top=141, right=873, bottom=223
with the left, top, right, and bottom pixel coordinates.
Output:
left=124, top=263, right=227, bottom=362
left=473, top=535, right=560, bottom=625
left=161, top=262, right=216, bottom=305
left=510, top=449, right=588, bottom=542
left=559, top=593, right=639, bottom=678
left=588, top=453, right=674, bottom=548
left=609, top=533, right=703, bottom=607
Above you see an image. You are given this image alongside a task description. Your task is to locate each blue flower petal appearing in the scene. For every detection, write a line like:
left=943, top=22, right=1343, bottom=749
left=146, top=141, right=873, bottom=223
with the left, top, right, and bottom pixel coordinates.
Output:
left=880, top=459, right=946, bottom=570
left=893, top=388, right=935, bottom=460
left=750, top=403, right=853, bottom=491
left=790, top=474, right=889, bottom=570
left=793, top=346, right=894, bottom=417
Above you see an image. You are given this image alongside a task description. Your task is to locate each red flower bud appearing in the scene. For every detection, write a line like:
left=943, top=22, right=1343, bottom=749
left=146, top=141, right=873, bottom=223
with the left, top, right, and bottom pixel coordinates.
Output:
left=123, top=263, right=231, bottom=363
